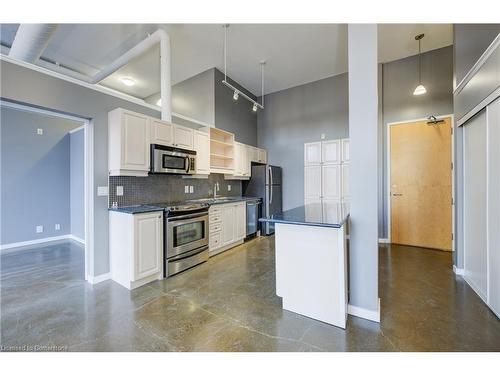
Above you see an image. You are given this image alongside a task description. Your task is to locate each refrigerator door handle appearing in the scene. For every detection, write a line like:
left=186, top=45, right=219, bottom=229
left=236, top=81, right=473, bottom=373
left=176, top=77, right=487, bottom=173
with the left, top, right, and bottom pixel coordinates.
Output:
left=269, top=167, right=273, bottom=204
left=269, top=166, right=273, bottom=186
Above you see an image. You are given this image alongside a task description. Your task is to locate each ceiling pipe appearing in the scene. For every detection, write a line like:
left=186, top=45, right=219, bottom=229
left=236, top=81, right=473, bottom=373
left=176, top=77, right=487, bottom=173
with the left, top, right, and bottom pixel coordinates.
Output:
left=6, top=27, right=172, bottom=122
left=9, top=24, right=58, bottom=63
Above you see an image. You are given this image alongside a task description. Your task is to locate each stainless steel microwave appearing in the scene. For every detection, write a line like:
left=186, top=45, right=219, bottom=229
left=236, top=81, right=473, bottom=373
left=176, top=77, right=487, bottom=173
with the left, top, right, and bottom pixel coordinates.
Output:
left=151, top=144, right=196, bottom=175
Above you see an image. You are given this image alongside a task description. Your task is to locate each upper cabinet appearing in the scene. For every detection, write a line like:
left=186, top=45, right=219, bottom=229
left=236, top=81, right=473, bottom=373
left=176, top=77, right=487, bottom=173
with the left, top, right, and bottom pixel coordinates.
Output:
left=257, top=148, right=268, bottom=164
left=150, top=119, right=174, bottom=147
left=210, top=128, right=235, bottom=174
left=304, top=142, right=322, bottom=165
left=193, top=130, right=210, bottom=175
left=322, top=140, right=341, bottom=164
left=341, top=138, right=350, bottom=162
left=109, top=108, right=150, bottom=177
left=248, top=146, right=267, bottom=164
left=173, top=124, right=194, bottom=150
left=233, top=142, right=250, bottom=178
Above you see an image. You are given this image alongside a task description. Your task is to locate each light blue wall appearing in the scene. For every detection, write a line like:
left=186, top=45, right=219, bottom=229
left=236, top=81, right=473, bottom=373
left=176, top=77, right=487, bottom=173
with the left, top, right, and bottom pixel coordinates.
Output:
left=1, top=106, right=82, bottom=245
left=70, top=128, right=85, bottom=240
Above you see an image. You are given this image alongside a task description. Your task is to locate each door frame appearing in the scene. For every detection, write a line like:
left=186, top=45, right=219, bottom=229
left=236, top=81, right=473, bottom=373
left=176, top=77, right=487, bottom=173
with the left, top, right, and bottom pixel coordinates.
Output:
left=386, top=114, right=455, bottom=252
left=0, top=99, right=94, bottom=281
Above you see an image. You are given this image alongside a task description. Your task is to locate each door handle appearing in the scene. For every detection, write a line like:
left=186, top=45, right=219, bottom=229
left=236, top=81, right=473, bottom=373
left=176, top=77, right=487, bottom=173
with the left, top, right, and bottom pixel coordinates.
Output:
left=185, top=156, right=190, bottom=173
left=392, top=193, right=403, bottom=196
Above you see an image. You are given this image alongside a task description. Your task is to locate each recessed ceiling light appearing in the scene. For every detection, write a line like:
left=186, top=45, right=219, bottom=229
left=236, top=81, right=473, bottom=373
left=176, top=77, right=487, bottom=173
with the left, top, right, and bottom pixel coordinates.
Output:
left=120, top=77, right=136, bottom=87
left=156, top=99, right=162, bottom=106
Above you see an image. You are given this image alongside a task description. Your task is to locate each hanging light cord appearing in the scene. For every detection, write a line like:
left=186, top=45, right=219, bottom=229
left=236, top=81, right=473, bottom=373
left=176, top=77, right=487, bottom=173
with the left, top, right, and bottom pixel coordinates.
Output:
left=418, top=37, right=422, bottom=84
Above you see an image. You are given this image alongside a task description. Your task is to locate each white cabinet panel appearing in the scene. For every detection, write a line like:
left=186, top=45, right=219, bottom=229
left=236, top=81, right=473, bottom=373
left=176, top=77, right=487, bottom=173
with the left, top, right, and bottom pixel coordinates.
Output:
left=322, top=164, right=341, bottom=200
left=173, top=124, right=194, bottom=150
left=193, top=131, right=210, bottom=175
left=304, top=198, right=323, bottom=222
left=322, top=140, right=341, bottom=164
left=258, top=148, right=267, bottom=164
left=150, top=119, right=174, bottom=146
left=133, top=212, right=163, bottom=281
left=235, top=203, right=246, bottom=240
left=108, top=108, right=150, bottom=176
left=341, top=138, right=350, bottom=162
left=341, top=163, right=350, bottom=199
left=463, top=110, right=488, bottom=300
left=304, top=142, right=322, bottom=165
left=222, top=205, right=236, bottom=245
left=322, top=199, right=341, bottom=223
left=304, top=166, right=322, bottom=199
left=233, top=142, right=250, bottom=178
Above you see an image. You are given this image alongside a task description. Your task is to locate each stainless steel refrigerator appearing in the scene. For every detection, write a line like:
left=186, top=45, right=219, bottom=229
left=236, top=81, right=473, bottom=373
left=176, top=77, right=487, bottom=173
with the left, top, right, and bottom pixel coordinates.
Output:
left=243, top=164, right=282, bottom=235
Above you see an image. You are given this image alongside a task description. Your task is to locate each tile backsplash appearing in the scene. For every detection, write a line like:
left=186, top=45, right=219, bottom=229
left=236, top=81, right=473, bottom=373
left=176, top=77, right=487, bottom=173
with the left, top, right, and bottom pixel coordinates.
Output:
left=108, top=174, right=242, bottom=207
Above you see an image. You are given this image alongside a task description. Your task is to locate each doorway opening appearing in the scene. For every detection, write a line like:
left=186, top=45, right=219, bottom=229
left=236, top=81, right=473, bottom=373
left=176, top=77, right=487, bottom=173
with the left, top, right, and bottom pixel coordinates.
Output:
left=0, top=99, right=93, bottom=281
left=387, top=115, right=455, bottom=251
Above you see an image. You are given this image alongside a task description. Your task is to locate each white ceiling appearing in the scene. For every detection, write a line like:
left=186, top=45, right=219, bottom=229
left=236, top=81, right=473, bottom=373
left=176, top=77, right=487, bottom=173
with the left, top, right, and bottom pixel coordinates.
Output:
left=1, top=23, right=453, bottom=98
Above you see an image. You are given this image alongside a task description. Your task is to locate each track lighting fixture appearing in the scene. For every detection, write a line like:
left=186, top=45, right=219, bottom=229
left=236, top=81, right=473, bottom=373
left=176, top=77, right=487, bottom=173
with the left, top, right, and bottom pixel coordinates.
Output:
left=233, top=90, right=239, bottom=101
left=252, top=103, right=258, bottom=112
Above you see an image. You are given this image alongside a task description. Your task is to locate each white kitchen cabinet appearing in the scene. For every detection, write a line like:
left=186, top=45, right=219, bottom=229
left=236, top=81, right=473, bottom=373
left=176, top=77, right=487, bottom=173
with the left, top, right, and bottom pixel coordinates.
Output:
left=304, top=198, right=323, bottom=222
left=108, top=108, right=150, bottom=176
left=173, top=124, right=194, bottom=150
left=209, top=202, right=246, bottom=256
left=322, top=199, right=341, bottom=223
left=109, top=210, right=163, bottom=290
left=257, top=148, right=267, bottom=164
left=193, top=130, right=210, bottom=175
left=304, top=142, right=322, bottom=165
left=341, top=138, right=350, bottom=162
left=341, top=163, right=350, bottom=199
left=322, top=164, right=341, bottom=200
left=233, top=142, right=251, bottom=179
left=150, top=118, right=174, bottom=146
left=304, top=166, right=322, bottom=199
left=322, top=140, right=341, bottom=164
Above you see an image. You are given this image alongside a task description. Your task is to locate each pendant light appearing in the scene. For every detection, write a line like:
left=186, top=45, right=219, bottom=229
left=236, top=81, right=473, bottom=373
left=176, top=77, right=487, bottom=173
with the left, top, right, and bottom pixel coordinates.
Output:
left=413, top=33, right=427, bottom=96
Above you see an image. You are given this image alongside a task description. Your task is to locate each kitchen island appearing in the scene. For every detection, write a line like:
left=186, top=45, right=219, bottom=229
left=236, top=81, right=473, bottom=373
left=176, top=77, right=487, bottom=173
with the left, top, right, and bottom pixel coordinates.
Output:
left=260, top=203, right=349, bottom=329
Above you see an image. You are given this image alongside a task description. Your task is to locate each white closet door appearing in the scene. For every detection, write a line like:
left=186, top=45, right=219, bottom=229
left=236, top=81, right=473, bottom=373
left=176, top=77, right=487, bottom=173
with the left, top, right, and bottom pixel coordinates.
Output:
left=321, top=140, right=341, bottom=164
left=321, top=164, right=341, bottom=200
left=304, top=142, right=322, bottom=165
left=487, top=98, right=500, bottom=316
left=341, top=138, right=350, bottom=162
left=322, top=199, right=341, bottom=223
left=304, top=166, right=322, bottom=199
left=463, top=110, right=488, bottom=301
left=341, top=163, right=350, bottom=199
left=304, top=198, right=323, bottom=222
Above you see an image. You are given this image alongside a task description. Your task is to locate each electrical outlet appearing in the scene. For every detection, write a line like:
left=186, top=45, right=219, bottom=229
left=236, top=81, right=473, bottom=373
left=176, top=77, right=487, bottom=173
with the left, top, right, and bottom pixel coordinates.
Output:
left=97, top=186, right=108, bottom=196
left=37, top=128, right=43, bottom=135
left=228, top=185, right=231, bottom=191
left=55, top=224, right=60, bottom=231
left=184, top=185, right=189, bottom=193
left=189, top=186, right=194, bottom=193
left=116, top=186, right=124, bottom=196
left=36, top=225, right=43, bottom=233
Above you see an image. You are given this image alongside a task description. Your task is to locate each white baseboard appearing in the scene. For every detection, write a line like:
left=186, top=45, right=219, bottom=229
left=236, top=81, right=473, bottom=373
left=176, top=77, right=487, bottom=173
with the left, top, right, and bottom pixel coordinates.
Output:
left=348, top=298, right=381, bottom=323
left=453, top=265, right=464, bottom=276
left=0, top=235, right=75, bottom=251
left=378, top=238, right=390, bottom=244
left=67, top=234, right=85, bottom=245
left=88, top=272, right=111, bottom=284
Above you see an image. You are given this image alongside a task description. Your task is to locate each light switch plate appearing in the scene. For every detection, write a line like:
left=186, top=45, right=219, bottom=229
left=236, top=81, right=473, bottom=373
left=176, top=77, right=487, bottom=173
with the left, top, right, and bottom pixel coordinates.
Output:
left=37, top=128, right=43, bottom=135
left=97, top=186, right=108, bottom=196
left=36, top=225, right=43, bottom=233
left=321, top=133, right=326, bottom=140
left=184, top=185, right=189, bottom=193
left=228, top=185, right=231, bottom=191
left=55, top=224, right=60, bottom=231
left=116, top=186, right=124, bottom=196
left=189, top=186, right=194, bottom=193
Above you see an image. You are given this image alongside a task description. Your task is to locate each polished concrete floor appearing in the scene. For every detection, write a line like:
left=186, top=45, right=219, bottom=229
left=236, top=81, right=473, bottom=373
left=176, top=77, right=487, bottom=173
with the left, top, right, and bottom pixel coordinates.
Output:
left=1, top=237, right=499, bottom=351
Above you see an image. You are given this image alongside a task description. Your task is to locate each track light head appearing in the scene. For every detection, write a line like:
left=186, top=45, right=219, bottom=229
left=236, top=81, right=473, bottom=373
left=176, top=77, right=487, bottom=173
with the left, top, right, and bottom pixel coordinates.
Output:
left=252, top=103, right=258, bottom=112
left=233, top=90, right=239, bottom=101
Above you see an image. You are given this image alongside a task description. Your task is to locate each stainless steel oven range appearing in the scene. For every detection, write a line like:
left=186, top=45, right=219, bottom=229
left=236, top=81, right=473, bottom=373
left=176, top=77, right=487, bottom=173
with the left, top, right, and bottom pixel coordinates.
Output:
left=154, top=202, right=209, bottom=277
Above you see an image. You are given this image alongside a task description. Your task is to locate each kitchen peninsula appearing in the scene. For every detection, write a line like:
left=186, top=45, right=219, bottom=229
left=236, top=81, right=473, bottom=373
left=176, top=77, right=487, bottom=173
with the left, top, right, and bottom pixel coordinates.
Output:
left=260, top=203, right=349, bottom=329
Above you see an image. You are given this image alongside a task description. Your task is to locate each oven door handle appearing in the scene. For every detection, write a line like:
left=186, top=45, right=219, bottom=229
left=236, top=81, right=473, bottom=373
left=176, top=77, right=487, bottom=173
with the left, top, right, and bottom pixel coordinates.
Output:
left=168, top=212, right=208, bottom=222
left=168, top=245, right=209, bottom=262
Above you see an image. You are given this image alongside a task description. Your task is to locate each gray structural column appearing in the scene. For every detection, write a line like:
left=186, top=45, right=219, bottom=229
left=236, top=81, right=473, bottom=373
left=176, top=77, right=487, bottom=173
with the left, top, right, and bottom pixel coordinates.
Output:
left=347, top=24, right=380, bottom=319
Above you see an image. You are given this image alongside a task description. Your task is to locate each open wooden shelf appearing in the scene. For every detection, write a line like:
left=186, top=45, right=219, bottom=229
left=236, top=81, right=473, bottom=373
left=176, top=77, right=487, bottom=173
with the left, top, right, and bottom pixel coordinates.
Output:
left=210, top=128, right=235, bottom=174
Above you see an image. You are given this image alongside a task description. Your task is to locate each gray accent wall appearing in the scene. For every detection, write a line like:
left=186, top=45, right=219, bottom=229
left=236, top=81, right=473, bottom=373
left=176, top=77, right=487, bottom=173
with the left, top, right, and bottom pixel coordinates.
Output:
left=453, top=24, right=500, bottom=87
left=1, top=106, right=81, bottom=245
left=70, top=128, right=85, bottom=240
left=1, top=60, right=160, bottom=275
left=257, top=73, right=349, bottom=210
left=215, top=69, right=258, bottom=146
left=381, top=46, right=454, bottom=238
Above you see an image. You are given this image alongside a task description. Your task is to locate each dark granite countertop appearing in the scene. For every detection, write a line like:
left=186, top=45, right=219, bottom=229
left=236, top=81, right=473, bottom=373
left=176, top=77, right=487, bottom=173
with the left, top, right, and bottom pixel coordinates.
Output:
left=259, top=203, right=349, bottom=228
left=109, top=205, right=165, bottom=214
left=109, top=196, right=262, bottom=214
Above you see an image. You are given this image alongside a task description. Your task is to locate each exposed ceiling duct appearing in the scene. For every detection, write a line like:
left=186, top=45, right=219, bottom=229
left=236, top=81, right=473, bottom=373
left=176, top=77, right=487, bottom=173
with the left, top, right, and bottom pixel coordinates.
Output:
left=8, top=24, right=58, bottom=63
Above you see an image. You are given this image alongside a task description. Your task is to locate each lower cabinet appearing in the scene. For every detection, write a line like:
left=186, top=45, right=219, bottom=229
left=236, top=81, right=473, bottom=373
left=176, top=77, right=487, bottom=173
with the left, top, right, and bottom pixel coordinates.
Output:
left=109, top=210, right=163, bottom=290
left=209, top=202, right=246, bottom=256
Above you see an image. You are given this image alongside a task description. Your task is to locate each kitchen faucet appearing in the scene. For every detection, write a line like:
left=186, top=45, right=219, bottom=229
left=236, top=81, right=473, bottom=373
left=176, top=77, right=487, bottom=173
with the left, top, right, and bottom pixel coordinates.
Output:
left=213, top=182, right=220, bottom=198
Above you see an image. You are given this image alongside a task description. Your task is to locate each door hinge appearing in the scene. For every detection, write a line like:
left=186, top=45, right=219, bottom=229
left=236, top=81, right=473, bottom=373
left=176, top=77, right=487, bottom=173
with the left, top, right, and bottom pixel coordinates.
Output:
left=451, top=127, right=453, bottom=135
left=451, top=162, right=453, bottom=170
left=452, top=233, right=454, bottom=240
left=451, top=198, right=454, bottom=205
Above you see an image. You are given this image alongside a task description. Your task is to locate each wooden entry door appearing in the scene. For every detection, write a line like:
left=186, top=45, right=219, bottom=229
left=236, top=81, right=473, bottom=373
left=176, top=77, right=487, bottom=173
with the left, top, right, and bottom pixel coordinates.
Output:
left=390, top=117, right=452, bottom=250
